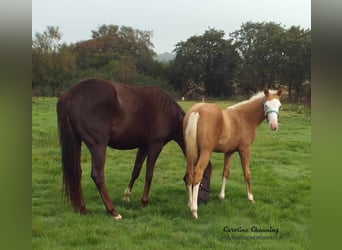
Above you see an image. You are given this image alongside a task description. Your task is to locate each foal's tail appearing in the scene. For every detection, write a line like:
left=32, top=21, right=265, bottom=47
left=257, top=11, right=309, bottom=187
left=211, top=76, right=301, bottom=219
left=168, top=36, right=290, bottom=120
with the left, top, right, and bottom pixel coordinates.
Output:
left=184, top=112, right=200, bottom=165
left=56, top=94, right=83, bottom=212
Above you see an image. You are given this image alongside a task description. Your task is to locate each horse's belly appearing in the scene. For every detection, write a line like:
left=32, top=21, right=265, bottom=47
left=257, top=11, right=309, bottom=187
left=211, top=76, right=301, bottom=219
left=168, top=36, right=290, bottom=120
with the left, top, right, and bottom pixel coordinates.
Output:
left=107, top=141, right=136, bottom=149
left=108, top=131, right=145, bottom=149
left=215, top=138, right=237, bottom=153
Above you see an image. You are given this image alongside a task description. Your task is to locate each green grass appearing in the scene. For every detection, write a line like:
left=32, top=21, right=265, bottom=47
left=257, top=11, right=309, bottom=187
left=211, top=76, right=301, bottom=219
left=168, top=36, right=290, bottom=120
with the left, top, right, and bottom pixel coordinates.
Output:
left=32, top=97, right=311, bottom=249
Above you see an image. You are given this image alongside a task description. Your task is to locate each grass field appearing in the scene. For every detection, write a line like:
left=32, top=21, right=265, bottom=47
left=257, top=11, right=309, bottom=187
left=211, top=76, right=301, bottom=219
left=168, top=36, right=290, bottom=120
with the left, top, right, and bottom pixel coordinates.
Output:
left=32, top=97, right=311, bottom=249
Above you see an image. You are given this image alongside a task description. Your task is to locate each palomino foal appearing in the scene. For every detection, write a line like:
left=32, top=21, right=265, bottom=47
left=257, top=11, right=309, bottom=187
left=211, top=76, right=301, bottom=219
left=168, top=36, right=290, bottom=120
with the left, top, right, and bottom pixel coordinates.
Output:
left=183, top=88, right=282, bottom=219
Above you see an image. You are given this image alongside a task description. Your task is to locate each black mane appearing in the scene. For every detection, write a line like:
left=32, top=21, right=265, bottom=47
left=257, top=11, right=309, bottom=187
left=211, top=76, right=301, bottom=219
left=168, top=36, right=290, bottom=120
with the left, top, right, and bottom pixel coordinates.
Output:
left=150, top=87, right=185, bottom=122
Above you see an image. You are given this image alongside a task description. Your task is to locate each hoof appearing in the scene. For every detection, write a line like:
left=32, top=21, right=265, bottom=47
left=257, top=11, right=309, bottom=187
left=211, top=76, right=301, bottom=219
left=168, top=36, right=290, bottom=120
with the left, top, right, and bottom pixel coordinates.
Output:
left=114, top=214, right=122, bottom=220
left=218, top=194, right=225, bottom=201
left=191, top=210, right=198, bottom=219
left=123, top=196, right=131, bottom=202
left=141, top=199, right=149, bottom=207
left=248, top=193, right=254, bottom=203
left=79, top=207, right=89, bottom=215
left=123, top=188, right=131, bottom=202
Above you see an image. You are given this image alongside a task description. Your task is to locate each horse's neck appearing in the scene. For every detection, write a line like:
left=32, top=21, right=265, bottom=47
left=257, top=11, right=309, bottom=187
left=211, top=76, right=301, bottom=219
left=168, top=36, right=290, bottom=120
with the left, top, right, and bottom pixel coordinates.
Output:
left=232, top=98, right=265, bottom=127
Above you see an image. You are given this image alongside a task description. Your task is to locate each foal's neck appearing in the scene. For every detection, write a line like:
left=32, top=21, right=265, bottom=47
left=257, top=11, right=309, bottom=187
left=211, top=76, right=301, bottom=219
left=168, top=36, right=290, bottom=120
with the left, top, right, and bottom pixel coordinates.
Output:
left=235, top=97, right=265, bottom=128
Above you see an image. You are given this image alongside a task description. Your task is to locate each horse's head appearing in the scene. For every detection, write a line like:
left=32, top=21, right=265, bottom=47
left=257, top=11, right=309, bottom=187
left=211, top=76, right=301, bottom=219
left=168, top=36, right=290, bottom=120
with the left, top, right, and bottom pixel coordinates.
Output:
left=263, top=88, right=282, bottom=131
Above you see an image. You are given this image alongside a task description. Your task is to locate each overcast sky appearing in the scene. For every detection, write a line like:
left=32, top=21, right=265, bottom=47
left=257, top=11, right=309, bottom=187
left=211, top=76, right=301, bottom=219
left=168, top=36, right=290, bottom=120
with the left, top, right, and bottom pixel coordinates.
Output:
left=32, top=0, right=311, bottom=54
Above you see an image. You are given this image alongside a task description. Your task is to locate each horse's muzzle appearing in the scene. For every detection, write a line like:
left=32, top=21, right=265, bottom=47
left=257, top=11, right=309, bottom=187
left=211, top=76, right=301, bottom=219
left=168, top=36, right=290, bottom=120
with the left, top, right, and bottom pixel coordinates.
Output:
left=270, top=123, right=278, bottom=130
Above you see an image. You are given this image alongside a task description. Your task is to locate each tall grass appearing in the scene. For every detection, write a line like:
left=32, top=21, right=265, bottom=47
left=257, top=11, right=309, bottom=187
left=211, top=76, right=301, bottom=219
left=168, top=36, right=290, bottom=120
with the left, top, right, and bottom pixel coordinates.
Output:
left=32, top=97, right=311, bottom=249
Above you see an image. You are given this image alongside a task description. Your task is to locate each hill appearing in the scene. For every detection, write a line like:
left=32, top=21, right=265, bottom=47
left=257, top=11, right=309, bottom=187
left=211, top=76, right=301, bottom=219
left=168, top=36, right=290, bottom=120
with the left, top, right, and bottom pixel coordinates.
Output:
left=155, top=52, right=175, bottom=63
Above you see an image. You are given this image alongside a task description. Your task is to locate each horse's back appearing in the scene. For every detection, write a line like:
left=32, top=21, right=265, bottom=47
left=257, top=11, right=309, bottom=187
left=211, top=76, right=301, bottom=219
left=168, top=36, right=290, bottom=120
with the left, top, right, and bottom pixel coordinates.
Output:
left=185, top=103, right=222, bottom=120
left=186, top=103, right=223, bottom=122
left=185, top=103, right=224, bottom=150
left=59, top=78, right=183, bottom=149
left=109, top=84, right=182, bottom=147
left=58, top=78, right=153, bottom=125
left=58, top=78, right=118, bottom=110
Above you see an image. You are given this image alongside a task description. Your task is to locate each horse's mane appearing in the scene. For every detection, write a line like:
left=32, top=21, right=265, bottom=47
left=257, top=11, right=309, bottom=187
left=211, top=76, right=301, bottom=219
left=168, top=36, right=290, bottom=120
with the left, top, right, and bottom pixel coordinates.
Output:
left=228, top=90, right=278, bottom=110
left=149, top=87, right=185, bottom=120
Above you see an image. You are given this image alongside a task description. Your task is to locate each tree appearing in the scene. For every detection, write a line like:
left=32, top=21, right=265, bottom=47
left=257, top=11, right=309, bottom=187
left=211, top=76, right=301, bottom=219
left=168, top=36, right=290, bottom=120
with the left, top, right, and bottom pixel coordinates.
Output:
left=171, top=28, right=239, bottom=98
left=182, top=80, right=206, bottom=99
left=231, top=22, right=286, bottom=94
left=114, top=57, right=137, bottom=84
left=231, top=22, right=311, bottom=101
left=32, top=26, right=62, bottom=53
left=73, top=24, right=155, bottom=75
left=91, top=24, right=119, bottom=38
left=117, top=26, right=155, bottom=75
left=280, top=26, right=311, bottom=101
left=32, top=26, right=76, bottom=96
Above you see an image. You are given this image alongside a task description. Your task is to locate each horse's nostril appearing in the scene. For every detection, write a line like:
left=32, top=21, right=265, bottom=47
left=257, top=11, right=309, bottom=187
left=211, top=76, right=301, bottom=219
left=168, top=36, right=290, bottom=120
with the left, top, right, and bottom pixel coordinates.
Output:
left=270, top=124, right=278, bottom=130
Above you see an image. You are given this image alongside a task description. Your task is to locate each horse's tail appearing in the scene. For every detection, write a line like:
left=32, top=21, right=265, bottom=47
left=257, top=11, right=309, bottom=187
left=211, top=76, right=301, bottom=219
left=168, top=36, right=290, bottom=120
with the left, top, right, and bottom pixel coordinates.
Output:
left=56, top=94, right=83, bottom=212
left=184, top=112, right=200, bottom=165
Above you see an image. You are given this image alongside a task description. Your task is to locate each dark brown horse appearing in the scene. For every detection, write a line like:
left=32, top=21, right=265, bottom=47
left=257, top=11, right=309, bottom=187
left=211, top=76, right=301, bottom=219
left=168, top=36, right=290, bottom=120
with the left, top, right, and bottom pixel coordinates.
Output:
left=57, top=78, right=211, bottom=220
left=184, top=88, right=282, bottom=218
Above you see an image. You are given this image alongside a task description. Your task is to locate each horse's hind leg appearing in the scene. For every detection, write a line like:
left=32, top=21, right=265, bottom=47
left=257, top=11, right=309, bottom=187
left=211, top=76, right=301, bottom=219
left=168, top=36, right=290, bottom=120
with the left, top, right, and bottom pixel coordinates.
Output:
left=191, top=149, right=212, bottom=219
left=185, top=159, right=194, bottom=209
left=69, top=138, right=87, bottom=215
left=239, top=148, right=254, bottom=203
left=89, top=144, right=122, bottom=220
left=123, top=147, right=147, bottom=201
left=140, top=143, right=163, bottom=206
left=219, top=152, right=233, bottom=200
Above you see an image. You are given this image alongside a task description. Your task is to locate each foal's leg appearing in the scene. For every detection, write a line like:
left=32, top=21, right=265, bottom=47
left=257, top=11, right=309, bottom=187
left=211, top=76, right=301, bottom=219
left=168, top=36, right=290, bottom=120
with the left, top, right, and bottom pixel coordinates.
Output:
left=89, top=145, right=122, bottom=220
left=191, top=150, right=212, bottom=219
left=185, top=159, right=194, bottom=209
left=140, top=143, right=164, bottom=206
left=239, top=148, right=254, bottom=203
left=123, top=147, right=147, bottom=201
left=219, top=152, right=233, bottom=200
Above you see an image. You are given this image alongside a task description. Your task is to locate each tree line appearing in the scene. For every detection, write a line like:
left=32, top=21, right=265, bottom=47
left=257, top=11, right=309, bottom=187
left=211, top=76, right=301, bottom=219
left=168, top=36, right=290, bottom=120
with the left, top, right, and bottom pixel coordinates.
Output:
left=32, top=22, right=310, bottom=103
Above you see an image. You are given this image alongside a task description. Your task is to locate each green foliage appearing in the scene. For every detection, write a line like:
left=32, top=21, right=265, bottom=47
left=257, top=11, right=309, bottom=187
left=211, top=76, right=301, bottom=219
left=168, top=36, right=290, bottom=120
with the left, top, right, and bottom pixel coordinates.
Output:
left=113, top=58, right=137, bottom=84
left=77, top=24, right=155, bottom=71
left=32, top=27, right=76, bottom=96
left=231, top=22, right=311, bottom=100
left=280, top=26, right=311, bottom=101
left=172, top=28, right=239, bottom=98
left=32, top=22, right=311, bottom=103
left=32, top=24, right=162, bottom=96
left=91, top=24, right=120, bottom=39
left=231, top=22, right=285, bottom=94
left=32, top=98, right=311, bottom=249
left=32, top=26, right=62, bottom=53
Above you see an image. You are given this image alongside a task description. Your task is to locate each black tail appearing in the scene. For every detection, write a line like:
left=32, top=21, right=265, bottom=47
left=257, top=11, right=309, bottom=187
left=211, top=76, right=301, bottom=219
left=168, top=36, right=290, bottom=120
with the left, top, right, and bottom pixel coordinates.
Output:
left=57, top=94, right=84, bottom=212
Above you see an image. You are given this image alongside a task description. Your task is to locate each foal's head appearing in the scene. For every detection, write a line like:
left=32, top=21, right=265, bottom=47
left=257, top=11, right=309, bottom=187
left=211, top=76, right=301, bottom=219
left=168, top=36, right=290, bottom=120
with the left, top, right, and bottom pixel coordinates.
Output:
left=263, top=88, right=282, bottom=131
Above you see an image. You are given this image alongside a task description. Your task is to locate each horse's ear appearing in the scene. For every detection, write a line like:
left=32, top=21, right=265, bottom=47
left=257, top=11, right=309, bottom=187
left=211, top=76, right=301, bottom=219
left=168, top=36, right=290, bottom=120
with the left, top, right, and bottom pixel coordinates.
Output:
left=277, top=88, right=282, bottom=96
left=263, top=86, right=269, bottom=96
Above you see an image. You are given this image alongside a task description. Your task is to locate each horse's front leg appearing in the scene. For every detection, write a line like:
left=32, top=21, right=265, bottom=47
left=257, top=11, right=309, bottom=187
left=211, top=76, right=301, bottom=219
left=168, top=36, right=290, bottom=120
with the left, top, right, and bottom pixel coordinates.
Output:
left=219, top=152, right=232, bottom=200
left=239, top=148, right=254, bottom=203
left=140, top=143, right=163, bottom=206
left=123, top=147, right=147, bottom=201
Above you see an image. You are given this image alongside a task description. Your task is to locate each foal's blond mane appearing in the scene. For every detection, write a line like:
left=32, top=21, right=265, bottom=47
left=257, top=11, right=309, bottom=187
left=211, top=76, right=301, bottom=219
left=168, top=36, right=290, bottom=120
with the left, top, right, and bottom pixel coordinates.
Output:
left=227, top=90, right=278, bottom=110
